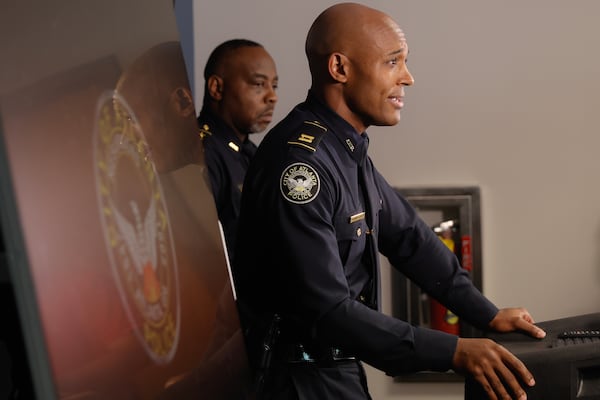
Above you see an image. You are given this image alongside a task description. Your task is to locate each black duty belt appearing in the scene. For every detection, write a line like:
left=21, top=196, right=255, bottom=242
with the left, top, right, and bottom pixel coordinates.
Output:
left=285, top=343, right=356, bottom=364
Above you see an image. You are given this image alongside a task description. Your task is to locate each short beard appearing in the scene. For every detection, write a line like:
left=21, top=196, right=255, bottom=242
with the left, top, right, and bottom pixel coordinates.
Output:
left=248, top=121, right=268, bottom=135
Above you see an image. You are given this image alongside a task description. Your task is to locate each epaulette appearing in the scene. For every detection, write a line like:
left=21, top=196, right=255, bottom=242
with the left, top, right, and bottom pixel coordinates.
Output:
left=198, top=123, right=213, bottom=140
left=287, top=120, right=327, bottom=152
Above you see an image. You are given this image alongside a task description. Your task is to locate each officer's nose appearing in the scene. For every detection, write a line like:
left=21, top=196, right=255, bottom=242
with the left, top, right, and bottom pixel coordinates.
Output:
left=400, top=66, right=414, bottom=87
left=266, top=83, right=278, bottom=104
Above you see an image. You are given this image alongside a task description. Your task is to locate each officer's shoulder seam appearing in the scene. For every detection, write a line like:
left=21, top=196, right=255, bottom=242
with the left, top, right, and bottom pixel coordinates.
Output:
left=287, top=120, right=328, bottom=152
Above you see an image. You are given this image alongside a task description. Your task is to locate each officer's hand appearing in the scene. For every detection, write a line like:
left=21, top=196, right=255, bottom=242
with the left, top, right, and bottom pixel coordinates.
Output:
left=453, top=337, right=534, bottom=400
left=489, top=308, right=546, bottom=339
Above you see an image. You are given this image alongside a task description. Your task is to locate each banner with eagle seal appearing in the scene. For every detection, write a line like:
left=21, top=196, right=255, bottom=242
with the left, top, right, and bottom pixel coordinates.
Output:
left=93, top=90, right=181, bottom=365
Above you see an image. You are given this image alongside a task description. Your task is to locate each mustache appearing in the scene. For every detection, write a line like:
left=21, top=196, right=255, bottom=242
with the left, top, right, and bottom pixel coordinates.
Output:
left=259, top=106, right=275, bottom=116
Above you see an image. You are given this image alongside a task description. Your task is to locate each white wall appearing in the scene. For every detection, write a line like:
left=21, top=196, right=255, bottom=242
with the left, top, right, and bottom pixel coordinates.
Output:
left=193, top=1, right=600, bottom=399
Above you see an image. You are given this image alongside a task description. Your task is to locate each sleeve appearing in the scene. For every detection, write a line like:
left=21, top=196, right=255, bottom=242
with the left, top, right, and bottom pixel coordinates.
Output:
left=270, top=151, right=463, bottom=375
left=271, top=152, right=348, bottom=320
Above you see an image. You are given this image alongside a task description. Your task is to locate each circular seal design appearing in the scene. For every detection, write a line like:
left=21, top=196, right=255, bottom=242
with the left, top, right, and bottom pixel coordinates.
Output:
left=92, top=90, right=180, bottom=364
left=280, top=162, right=320, bottom=204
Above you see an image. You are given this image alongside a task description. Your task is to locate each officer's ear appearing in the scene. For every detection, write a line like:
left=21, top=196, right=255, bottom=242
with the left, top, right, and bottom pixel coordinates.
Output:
left=207, top=75, right=224, bottom=101
left=329, top=52, right=349, bottom=84
left=171, top=86, right=195, bottom=117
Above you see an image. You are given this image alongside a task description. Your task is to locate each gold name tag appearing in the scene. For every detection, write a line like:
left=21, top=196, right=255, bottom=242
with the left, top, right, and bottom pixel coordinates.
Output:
left=349, top=212, right=365, bottom=224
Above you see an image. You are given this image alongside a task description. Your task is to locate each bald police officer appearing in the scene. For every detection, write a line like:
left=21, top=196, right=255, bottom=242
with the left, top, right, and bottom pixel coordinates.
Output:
left=233, top=4, right=545, bottom=400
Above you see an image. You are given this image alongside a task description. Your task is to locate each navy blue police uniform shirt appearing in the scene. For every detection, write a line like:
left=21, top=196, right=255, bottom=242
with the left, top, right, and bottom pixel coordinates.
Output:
left=233, top=92, right=498, bottom=376
left=198, top=108, right=257, bottom=262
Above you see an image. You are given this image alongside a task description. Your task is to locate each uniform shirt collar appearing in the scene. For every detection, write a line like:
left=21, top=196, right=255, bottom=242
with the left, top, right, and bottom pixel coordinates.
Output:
left=304, top=91, right=368, bottom=164
left=198, top=107, right=249, bottom=153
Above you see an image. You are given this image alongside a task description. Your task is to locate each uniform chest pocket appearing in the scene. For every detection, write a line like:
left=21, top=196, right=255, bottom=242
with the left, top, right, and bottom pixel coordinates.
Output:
left=334, top=212, right=367, bottom=266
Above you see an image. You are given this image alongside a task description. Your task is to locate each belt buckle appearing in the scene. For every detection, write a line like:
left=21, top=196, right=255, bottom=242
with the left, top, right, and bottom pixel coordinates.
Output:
left=287, top=344, right=316, bottom=363
left=331, top=347, right=356, bottom=362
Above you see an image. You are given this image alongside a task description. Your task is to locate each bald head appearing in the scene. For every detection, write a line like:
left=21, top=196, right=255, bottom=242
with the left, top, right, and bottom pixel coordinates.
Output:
left=306, top=3, right=402, bottom=83
left=304, top=3, right=413, bottom=132
left=117, top=41, right=189, bottom=102
left=116, top=41, right=200, bottom=173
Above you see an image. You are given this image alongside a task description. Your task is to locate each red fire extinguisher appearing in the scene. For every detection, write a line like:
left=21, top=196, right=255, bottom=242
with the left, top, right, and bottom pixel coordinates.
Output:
left=430, top=298, right=460, bottom=334
left=429, top=221, right=463, bottom=335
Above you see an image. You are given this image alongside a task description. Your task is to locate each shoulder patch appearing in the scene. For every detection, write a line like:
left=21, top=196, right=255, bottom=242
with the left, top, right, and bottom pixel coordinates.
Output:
left=287, top=120, right=327, bottom=152
left=280, top=162, right=320, bottom=204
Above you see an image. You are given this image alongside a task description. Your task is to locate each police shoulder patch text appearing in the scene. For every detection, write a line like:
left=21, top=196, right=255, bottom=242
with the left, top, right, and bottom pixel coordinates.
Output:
left=280, top=162, right=320, bottom=204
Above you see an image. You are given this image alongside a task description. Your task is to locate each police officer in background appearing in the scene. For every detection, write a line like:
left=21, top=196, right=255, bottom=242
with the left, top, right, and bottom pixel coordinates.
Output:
left=198, top=39, right=278, bottom=261
left=233, top=3, right=546, bottom=400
